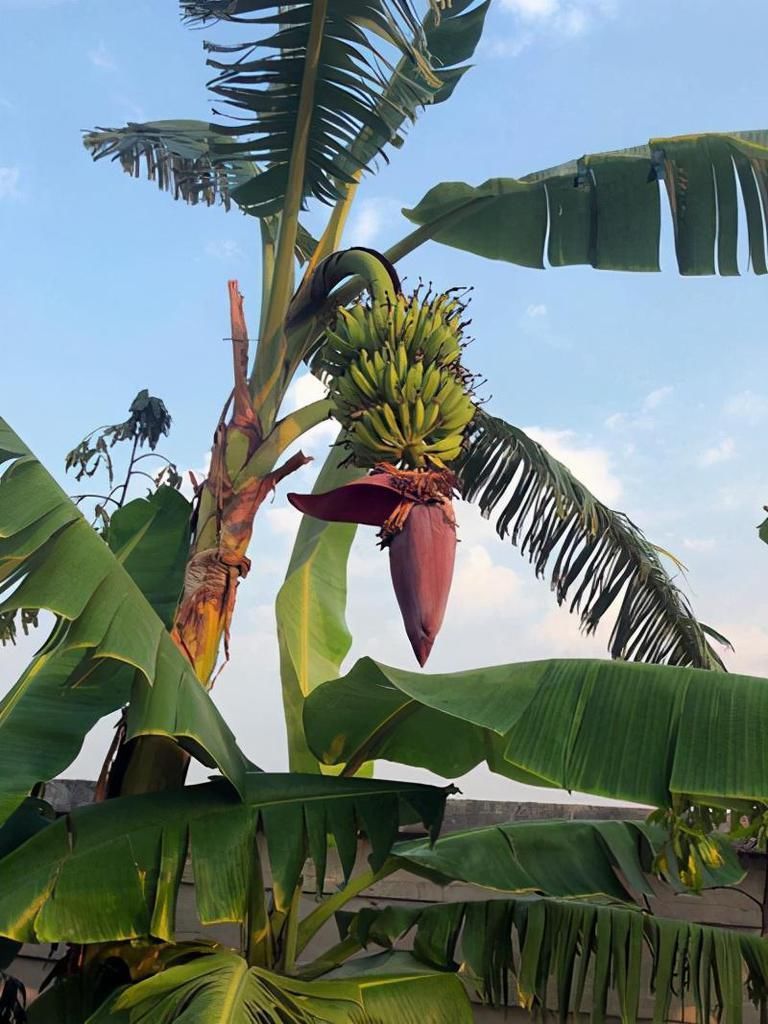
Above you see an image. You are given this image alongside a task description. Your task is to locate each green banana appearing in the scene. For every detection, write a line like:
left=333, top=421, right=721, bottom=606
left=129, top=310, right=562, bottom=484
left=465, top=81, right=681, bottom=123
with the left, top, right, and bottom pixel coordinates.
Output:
left=425, top=434, right=465, bottom=455
left=413, top=396, right=425, bottom=433
left=384, top=361, right=400, bottom=404
left=422, top=400, right=440, bottom=435
left=421, top=365, right=441, bottom=404
left=353, top=421, right=392, bottom=453
left=358, top=351, right=380, bottom=389
left=369, top=407, right=405, bottom=447
left=381, top=403, right=406, bottom=443
left=404, top=363, right=423, bottom=402
left=398, top=400, right=412, bottom=440
left=324, top=287, right=476, bottom=469
left=349, top=361, right=377, bottom=400
left=395, top=343, right=408, bottom=382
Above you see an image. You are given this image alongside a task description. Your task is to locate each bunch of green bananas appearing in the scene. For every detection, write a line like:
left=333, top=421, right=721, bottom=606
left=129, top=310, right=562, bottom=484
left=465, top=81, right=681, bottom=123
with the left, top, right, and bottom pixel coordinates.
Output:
left=325, top=291, right=476, bottom=468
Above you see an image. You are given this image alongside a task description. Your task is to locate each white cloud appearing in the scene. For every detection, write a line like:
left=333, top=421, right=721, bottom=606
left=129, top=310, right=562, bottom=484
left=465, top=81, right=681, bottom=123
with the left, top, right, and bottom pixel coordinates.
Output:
left=346, top=197, right=403, bottom=248
left=502, top=0, right=559, bottom=17
left=642, top=385, right=673, bottom=412
left=179, top=450, right=212, bottom=500
left=603, top=384, right=673, bottom=437
left=682, top=537, right=716, bottom=553
left=519, top=302, right=570, bottom=349
left=717, top=622, right=768, bottom=677
left=604, top=412, right=626, bottom=430
left=451, top=544, right=526, bottom=615
left=205, top=239, right=244, bottom=261
left=0, top=166, right=20, bottom=200
left=724, top=390, right=768, bottom=425
left=281, top=372, right=338, bottom=452
left=559, top=7, right=589, bottom=34
left=264, top=506, right=300, bottom=538
left=698, top=438, right=735, bottom=467
left=532, top=606, right=607, bottom=659
left=88, top=41, right=116, bottom=71
left=499, top=0, right=618, bottom=39
left=484, top=34, right=534, bottom=58
left=286, top=372, right=328, bottom=411
left=523, top=426, right=623, bottom=503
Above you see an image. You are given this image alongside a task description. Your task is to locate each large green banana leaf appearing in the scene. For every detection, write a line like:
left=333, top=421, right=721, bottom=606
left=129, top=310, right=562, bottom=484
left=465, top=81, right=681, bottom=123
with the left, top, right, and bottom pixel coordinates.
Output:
left=135, top=1, right=438, bottom=218
left=276, top=436, right=364, bottom=771
left=82, top=120, right=256, bottom=210
left=346, top=897, right=768, bottom=1022
left=303, top=656, right=768, bottom=807
left=0, top=773, right=450, bottom=944
left=0, top=419, right=249, bottom=822
left=392, top=818, right=743, bottom=900
left=103, top=486, right=191, bottom=630
left=81, top=121, right=317, bottom=263
left=85, top=3, right=488, bottom=221
left=0, top=797, right=54, bottom=970
left=343, top=0, right=490, bottom=179
left=85, top=947, right=472, bottom=1024
left=456, top=410, right=727, bottom=669
left=404, top=130, right=768, bottom=275
left=0, top=482, right=189, bottom=643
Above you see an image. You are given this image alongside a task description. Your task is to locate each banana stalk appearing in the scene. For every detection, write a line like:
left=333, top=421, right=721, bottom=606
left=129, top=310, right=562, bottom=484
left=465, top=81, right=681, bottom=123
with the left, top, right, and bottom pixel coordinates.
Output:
left=112, top=282, right=316, bottom=796
left=285, top=248, right=478, bottom=665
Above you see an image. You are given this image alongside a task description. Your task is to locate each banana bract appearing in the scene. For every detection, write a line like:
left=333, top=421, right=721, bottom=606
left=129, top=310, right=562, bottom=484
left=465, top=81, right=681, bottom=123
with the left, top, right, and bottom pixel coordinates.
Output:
left=288, top=466, right=457, bottom=666
left=323, top=290, right=476, bottom=469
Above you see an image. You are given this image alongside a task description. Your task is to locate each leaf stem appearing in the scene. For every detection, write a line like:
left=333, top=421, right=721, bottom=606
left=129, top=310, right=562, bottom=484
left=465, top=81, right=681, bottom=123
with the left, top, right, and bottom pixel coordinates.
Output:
left=280, top=882, right=303, bottom=973
left=259, top=218, right=276, bottom=339
left=305, top=174, right=362, bottom=275
left=339, top=702, right=419, bottom=778
left=251, top=0, right=328, bottom=412
left=295, top=859, right=397, bottom=955
left=246, top=838, right=274, bottom=969
left=294, top=934, right=362, bottom=980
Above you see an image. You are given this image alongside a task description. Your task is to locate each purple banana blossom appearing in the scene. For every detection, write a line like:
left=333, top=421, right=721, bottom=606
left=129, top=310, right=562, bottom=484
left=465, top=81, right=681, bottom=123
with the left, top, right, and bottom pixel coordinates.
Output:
left=288, top=469, right=457, bottom=666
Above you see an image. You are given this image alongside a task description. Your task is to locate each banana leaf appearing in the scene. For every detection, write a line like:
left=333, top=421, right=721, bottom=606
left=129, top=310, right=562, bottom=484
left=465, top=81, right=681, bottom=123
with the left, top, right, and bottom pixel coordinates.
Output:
left=82, top=121, right=318, bottom=262
left=392, top=818, right=743, bottom=901
left=404, top=130, right=768, bottom=275
left=276, top=435, right=365, bottom=771
left=0, top=419, right=249, bottom=823
left=104, top=486, right=191, bottom=630
left=345, top=897, right=768, bottom=1022
left=0, top=773, right=451, bottom=945
left=456, top=411, right=727, bottom=668
left=85, top=0, right=489, bottom=222
left=0, top=797, right=54, bottom=970
left=85, top=947, right=472, bottom=1024
left=303, top=655, right=768, bottom=807
left=157, top=1, right=444, bottom=217
left=341, top=0, right=490, bottom=180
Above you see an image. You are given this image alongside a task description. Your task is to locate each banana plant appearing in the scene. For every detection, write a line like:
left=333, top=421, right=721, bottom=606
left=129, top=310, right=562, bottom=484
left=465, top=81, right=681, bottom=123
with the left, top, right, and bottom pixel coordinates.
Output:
left=2, top=0, right=767, bottom=1020
left=0, top=423, right=475, bottom=1021
left=81, top=2, right=768, bottom=779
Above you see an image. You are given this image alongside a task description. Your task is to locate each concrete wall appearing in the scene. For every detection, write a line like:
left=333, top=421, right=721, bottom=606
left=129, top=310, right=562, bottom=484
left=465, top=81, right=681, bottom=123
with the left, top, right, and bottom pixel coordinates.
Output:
left=9, top=785, right=767, bottom=1021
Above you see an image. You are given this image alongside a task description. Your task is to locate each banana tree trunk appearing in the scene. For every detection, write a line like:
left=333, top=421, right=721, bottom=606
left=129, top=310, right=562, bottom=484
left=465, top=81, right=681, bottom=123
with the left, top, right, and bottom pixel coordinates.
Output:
left=173, top=444, right=309, bottom=689
left=111, top=283, right=311, bottom=796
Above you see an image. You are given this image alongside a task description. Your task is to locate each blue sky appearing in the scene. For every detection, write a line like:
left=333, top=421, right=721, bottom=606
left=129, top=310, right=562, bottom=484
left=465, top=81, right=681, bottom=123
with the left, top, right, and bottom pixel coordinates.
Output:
left=2, top=0, right=768, bottom=800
